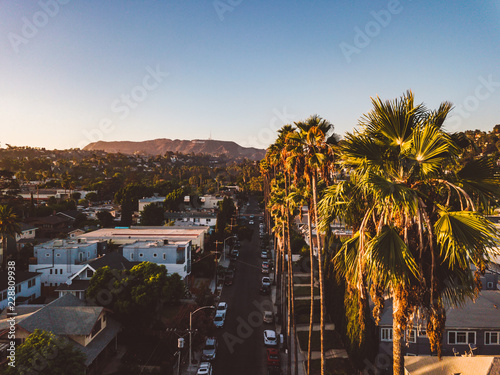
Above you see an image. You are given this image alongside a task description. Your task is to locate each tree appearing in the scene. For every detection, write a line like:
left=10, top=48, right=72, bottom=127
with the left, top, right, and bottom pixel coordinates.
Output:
left=97, top=211, right=115, bottom=228
left=5, top=329, right=86, bottom=375
left=0, top=205, right=21, bottom=270
left=320, top=91, right=500, bottom=375
left=287, top=115, right=334, bottom=375
left=140, top=203, right=165, bottom=226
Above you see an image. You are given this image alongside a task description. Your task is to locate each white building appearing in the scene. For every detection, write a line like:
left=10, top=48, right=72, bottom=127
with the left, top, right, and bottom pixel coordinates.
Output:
left=29, top=239, right=102, bottom=287
left=200, top=195, right=224, bottom=209
left=122, top=240, right=192, bottom=278
left=138, top=196, right=165, bottom=212
left=78, top=226, right=208, bottom=251
left=16, top=224, right=37, bottom=241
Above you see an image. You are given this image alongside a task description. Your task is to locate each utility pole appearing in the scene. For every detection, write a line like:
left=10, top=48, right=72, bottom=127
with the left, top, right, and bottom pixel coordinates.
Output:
left=214, top=240, right=223, bottom=289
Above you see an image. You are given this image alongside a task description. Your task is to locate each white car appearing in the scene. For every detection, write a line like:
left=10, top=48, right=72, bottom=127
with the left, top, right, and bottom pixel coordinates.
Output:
left=197, top=362, right=212, bottom=375
left=249, top=220, right=254, bottom=225
left=263, top=311, right=274, bottom=324
left=262, top=277, right=271, bottom=287
left=261, top=250, right=268, bottom=259
left=216, top=302, right=228, bottom=316
left=213, top=311, right=226, bottom=328
left=263, top=329, right=278, bottom=346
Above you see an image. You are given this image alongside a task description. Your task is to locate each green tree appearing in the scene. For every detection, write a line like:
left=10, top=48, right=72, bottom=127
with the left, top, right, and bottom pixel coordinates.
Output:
left=5, top=329, right=86, bottom=375
left=97, top=211, right=115, bottom=228
left=140, top=203, right=165, bottom=226
left=0, top=205, right=21, bottom=270
left=321, top=91, right=500, bottom=375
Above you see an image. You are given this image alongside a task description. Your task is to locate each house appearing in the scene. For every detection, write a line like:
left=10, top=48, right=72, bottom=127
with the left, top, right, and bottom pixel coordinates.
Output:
left=78, top=226, right=208, bottom=252
left=16, top=223, right=37, bottom=241
left=164, top=211, right=217, bottom=228
left=0, top=271, right=41, bottom=311
left=0, top=294, right=120, bottom=375
left=29, top=239, right=105, bottom=287
left=200, top=195, right=224, bottom=209
left=121, top=240, right=191, bottom=278
left=378, top=290, right=500, bottom=357
left=138, top=196, right=165, bottom=212
left=55, top=252, right=133, bottom=300
left=24, top=215, right=72, bottom=238
left=404, top=355, right=500, bottom=375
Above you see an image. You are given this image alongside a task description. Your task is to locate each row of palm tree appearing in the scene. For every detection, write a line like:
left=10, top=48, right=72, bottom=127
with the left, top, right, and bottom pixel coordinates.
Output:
left=0, top=205, right=21, bottom=270
left=261, top=91, right=500, bottom=375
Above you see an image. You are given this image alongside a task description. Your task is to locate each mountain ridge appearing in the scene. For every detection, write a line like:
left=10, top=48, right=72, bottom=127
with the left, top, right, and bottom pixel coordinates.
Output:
left=83, top=138, right=266, bottom=160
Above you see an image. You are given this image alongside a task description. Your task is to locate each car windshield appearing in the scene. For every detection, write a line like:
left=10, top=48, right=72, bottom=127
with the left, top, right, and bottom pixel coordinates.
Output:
left=214, top=316, right=223, bottom=321
left=205, top=344, right=215, bottom=350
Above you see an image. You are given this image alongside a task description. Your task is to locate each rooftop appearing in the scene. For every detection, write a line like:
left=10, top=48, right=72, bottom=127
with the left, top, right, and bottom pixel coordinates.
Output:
left=405, top=355, right=500, bottom=375
left=78, top=227, right=207, bottom=240
left=0, top=271, right=40, bottom=291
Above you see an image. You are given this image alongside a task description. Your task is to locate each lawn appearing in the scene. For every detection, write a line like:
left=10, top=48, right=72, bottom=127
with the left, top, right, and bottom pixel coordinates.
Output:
left=297, top=330, right=344, bottom=352
left=308, top=358, right=355, bottom=375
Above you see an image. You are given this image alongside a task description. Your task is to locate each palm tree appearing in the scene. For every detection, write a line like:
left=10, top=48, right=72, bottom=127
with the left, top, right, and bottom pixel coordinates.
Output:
left=0, top=205, right=21, bottom=270
left=287, top=115, right=334, bottom=375
left=320, top=91, right=500, bottom=375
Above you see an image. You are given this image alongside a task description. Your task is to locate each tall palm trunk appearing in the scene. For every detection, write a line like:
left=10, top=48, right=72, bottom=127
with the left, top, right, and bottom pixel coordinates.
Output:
left=307, top=199, right=315, bottom=374
left=392, top=293, right=404, bottom=375
left=286, top=205, right=298, bottom=375
left=311, top=174, right=325, bottom=375
left=284, top=222, right=292, bottom=375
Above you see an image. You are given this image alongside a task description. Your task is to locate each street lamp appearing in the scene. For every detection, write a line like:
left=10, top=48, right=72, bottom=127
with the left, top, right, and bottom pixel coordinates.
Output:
left=189, top=305, right=215, bottom=369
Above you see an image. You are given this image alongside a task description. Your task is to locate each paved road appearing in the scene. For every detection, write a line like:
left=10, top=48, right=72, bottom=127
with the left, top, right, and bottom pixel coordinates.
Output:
left=213, top=202, right=275, bottom=375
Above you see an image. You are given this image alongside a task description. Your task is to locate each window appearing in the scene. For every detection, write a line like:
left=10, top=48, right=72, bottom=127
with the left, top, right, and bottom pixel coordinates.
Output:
left=206, top=218, right=211, bottom=223
left=60, top=269, right=63, bottom=274
left=45, top=253, right=50, bottom=257
left=487, top=282, right=494, bottom=289
left=139, top=253, right=144, bottom=258
left=418, top=328, right=427, bottom=337
left=50, top=269, right=53, bottom=274
left=485, top=332, right=500, bottom=345
left=130, top=253, right=134, bottom=260
left=406, top=330, right=416, bottom=343
left=163, top=253, right=166, bottom=260
left=153, top=253, right=157, bottom=258
left=448, top=331, right=476, bottom=345
left=381, top=328, right=393, bottom=341
left=86, top=270, right=94, bottom=278
left=56, top=253, right=61, bottom=257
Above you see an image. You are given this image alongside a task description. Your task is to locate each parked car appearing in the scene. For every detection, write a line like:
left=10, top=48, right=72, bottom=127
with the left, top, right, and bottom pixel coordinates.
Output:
left=249, top=220, right=254, bottom=225
left=261, top=250, right=268, bottom=259
left=224, top=270, right=234, bottom=285
left=216, top=302, right=228, bottom=316
left=262, top=277, right=271, bottom=288
left=201, top=337, right=217, bottom=361
left=263, top=311, right=274, bottom=324
left=197, top=362, right=212, bottom=375
left=262, top=261, right=269, bottom=274
left=266, top=347, right=280, bottom=367
left=213, top=311, right=225, bottom=328
left=231, top=249, right=239, bottom=259
left=263, top=330, right=278, bottom=346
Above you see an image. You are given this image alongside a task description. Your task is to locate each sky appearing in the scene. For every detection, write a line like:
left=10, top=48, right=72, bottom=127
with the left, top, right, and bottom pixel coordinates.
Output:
left=1, top=0, right=500, bottom=150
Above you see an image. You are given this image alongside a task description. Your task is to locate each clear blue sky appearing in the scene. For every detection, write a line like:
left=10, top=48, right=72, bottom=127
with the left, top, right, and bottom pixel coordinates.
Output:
left=1, top=0, right=499, bottom=150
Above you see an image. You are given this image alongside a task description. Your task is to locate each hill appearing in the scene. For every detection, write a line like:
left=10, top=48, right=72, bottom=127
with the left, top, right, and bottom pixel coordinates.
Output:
left=83, top=139, right=266, bottom=160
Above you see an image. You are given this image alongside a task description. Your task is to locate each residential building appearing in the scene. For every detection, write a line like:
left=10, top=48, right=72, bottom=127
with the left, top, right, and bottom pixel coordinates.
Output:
left=200, top=195, right=224, bottom=209
left=164, top=211, right=217, bottom=228
left=29, top=239, right=104, bottom=287
left=55, top=252, right=133, bottom=300
left=78, top=226, right=208, bottom=252
left=0, top=294, right=120, bottom=375
left=16, top=223, right=37, bottom=241
left=378, top=290, right=500, bottom=357
left=122, top=240, right=192, bottom=278
left=138, top=196, right=165, bottom=212
left=0, top=271, right=41, bottom=311
left=24, top=215, right=72, bottom=238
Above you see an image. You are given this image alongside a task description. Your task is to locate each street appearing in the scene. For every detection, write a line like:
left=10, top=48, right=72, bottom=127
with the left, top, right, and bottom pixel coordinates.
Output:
left=213, top=203, right=275, bottom=375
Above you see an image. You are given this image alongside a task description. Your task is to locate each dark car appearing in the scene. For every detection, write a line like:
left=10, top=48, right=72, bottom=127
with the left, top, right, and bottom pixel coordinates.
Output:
left=224, top=270, right=234, bottom=286
left=266, top=348, right=280, bottom=367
